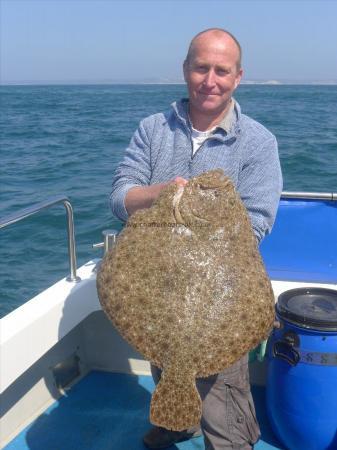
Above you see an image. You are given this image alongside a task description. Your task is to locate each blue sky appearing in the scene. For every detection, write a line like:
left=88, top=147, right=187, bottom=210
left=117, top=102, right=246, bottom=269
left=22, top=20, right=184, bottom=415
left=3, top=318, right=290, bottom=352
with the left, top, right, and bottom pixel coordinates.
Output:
left=1, top=0, right=337, bottom=84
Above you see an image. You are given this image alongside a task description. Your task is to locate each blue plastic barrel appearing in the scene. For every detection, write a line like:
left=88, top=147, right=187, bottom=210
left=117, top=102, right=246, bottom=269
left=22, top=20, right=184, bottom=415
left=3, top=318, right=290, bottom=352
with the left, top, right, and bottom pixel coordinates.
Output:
left=266, top=287, right=337, bottom=450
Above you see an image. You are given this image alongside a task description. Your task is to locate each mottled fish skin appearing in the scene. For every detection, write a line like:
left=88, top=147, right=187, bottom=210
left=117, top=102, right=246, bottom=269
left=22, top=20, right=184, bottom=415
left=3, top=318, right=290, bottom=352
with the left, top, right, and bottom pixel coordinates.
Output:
left=97, top=169, right=275, bottom=431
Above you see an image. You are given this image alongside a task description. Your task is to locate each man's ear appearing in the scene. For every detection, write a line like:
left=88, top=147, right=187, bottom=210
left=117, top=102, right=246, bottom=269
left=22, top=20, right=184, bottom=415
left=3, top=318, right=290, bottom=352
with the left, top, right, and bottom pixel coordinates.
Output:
left=183, top=60, right=188, bottom=82
left=234, top=68, right=243, bottom=90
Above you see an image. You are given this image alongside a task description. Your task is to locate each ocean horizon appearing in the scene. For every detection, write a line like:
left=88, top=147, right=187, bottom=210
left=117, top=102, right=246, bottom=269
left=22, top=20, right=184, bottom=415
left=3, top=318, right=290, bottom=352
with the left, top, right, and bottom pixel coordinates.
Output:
left=2, top=79, right=337, bottom=86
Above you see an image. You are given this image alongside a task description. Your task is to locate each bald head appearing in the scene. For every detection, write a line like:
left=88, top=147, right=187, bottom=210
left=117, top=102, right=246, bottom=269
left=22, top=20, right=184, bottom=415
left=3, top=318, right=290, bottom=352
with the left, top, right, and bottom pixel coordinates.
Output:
left=185, top=28, right=242, bottom=73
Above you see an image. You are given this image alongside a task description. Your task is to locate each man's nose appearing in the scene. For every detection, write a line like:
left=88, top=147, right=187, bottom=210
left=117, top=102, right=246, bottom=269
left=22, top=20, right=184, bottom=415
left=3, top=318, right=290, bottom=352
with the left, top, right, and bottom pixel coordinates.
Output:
left=203, top=69, right=216, bottom=87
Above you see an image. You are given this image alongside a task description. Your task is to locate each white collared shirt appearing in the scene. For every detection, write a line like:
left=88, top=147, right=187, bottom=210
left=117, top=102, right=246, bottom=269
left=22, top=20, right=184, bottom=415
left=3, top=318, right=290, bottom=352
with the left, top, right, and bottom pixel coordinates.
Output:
left=191, top=126, right=215, bottom=155
left=190, top=99, right=236, bottom=155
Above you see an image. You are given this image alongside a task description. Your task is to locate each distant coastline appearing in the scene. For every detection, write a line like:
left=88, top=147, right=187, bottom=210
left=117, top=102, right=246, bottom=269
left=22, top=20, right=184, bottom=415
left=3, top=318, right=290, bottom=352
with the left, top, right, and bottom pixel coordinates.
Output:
left=1, top=79, right=337, bottom=86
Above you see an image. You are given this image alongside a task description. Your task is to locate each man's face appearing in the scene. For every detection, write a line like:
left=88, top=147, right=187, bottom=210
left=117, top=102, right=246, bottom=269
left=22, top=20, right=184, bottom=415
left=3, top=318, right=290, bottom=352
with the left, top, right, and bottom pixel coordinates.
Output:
left=183, top=33, right=243, bottom=120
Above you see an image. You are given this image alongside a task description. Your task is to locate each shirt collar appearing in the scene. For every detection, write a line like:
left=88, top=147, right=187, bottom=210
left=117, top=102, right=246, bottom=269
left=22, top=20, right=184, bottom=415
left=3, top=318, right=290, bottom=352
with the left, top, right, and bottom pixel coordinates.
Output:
left=216, top=99, right=236, bottom=133
left=172, top=98, right=240, bottom=137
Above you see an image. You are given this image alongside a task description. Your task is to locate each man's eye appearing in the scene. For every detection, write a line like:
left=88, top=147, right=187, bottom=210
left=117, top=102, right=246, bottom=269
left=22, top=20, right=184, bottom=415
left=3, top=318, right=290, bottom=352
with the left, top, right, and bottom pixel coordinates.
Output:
left=195, top=65, right=208, bottom=72
left=217, top=69, right=230, bottom=76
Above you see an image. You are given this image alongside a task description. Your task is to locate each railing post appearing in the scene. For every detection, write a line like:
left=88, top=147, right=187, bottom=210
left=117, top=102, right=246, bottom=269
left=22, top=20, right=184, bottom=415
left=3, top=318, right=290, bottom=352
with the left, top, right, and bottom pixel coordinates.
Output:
left=0, top=196, right=81, bottom=283
left=63, top=200, right=81, bottom=282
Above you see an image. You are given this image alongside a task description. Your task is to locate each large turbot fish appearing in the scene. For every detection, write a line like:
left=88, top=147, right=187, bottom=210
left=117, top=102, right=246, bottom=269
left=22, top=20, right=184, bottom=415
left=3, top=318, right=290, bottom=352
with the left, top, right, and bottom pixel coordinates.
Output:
left=97, top=169, right=275, bottom=431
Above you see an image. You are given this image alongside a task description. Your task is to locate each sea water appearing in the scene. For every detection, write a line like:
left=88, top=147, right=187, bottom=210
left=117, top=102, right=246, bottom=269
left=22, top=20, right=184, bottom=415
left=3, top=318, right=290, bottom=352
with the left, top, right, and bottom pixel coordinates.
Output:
left=1, top=84, right=336, bottom=317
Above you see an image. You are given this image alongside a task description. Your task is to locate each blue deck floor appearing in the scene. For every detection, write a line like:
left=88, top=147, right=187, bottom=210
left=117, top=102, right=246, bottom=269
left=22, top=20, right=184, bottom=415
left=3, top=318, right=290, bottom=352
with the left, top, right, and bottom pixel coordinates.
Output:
left=5, top=371, right=284, bottom=450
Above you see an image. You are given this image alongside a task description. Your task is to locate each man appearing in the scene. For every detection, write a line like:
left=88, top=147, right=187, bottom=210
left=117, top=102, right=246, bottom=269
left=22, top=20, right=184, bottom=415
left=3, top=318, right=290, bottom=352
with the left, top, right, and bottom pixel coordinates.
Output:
left=110, top=28, right=282, bottom=450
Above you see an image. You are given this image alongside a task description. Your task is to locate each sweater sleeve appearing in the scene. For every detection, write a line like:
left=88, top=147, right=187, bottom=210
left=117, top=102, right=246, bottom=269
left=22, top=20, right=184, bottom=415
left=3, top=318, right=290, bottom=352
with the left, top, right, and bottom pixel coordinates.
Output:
left=237, top=135, right=283, bottom=244
left=110, top=119, right=153, bottom=222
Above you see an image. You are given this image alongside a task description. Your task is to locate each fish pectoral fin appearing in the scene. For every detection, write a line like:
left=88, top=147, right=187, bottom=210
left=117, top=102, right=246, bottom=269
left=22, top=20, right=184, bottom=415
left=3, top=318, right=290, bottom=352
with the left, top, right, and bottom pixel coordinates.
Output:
left=150, top=367, right=201, bottom=432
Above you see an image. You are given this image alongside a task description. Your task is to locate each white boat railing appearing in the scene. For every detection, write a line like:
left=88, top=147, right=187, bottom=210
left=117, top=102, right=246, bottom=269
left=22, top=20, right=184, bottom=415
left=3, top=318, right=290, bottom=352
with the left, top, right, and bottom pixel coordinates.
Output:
left=0, top=195, right=81, bottom=282
left=281, top=191, right=337, bottom=201
left=0, top=191, right=336, bottom=284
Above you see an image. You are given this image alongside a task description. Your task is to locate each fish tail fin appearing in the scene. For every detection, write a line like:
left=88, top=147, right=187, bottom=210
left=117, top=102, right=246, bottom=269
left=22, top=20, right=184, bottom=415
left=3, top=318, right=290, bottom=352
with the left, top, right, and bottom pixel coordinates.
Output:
left=150, top=367, right=201, bottom=431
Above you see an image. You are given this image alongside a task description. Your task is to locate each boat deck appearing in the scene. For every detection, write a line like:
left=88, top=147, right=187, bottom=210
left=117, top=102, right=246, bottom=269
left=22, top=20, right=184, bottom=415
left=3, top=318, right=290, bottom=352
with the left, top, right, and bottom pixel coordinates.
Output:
left=4, top=371, right=283, bottom=450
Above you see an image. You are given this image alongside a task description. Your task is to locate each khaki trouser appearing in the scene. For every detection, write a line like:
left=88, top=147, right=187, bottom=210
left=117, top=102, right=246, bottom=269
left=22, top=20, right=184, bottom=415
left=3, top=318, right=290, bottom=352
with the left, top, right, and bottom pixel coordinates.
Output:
left=151, top=354, right=260, bottom=450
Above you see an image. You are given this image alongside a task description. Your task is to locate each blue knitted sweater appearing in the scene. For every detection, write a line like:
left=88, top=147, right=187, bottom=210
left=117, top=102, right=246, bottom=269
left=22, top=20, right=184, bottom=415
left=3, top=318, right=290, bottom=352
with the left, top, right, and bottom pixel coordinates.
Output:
left=110, top=99, right=282, bottom=243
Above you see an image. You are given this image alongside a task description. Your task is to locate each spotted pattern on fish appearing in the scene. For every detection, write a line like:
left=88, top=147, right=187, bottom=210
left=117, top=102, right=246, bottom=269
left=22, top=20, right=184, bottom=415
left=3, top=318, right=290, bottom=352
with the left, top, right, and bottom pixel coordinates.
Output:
left=97, top=169, right=275, bottom=431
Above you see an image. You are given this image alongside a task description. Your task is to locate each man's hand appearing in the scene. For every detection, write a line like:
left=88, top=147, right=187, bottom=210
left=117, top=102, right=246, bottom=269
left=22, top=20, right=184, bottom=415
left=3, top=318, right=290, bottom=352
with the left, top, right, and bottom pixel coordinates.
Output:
left=125, top=177, right=188, bottom=216
left=168, top=176, right=188, bottom=187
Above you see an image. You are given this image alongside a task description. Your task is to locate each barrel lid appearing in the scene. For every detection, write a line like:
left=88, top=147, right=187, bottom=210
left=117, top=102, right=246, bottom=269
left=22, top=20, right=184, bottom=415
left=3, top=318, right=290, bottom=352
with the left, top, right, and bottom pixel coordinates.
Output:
left=277, top=287, right=337, bottom=331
